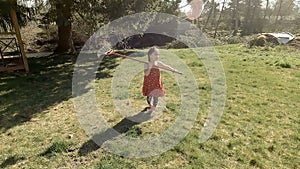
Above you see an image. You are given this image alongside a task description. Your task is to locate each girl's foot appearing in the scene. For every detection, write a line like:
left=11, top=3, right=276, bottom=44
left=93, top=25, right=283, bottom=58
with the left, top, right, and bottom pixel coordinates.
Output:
left=146, top=104, right=152, bottom=110
left=150, top=105, right=156, bottom=112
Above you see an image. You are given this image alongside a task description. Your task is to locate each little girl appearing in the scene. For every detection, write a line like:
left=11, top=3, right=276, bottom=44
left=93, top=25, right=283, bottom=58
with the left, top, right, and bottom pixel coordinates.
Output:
left=142, top=46, right=178, bottom=112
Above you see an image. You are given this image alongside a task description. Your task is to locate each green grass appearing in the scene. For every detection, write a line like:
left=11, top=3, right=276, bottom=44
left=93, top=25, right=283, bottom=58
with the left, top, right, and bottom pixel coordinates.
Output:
left=40, top=140, right=73, bottom=157
left=0, top=44, right=300, bottom=168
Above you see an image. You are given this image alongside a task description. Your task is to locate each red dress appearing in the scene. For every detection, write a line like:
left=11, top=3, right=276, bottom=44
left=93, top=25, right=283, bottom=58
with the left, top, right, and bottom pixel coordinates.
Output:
left=142, top=68, right=166, bottom=97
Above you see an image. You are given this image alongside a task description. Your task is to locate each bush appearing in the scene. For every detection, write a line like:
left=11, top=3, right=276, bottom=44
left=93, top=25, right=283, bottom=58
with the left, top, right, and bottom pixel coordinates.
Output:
left=248, top=34, right=280, bottom=48
left=20, top=21, right=57, bottom=52
left=276, top=61, right=292, bottom=68
left=125, top=126, right=143, bottom=138
left=165, top=40, right=188, bottom=49
left=41, top=140, right=71, bottom=156
left=249, top=35, right=266, bottom=47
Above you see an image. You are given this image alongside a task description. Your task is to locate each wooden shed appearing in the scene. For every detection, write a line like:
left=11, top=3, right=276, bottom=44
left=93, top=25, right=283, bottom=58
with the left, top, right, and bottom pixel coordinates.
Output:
left=0, top=1, right=29, bottom=72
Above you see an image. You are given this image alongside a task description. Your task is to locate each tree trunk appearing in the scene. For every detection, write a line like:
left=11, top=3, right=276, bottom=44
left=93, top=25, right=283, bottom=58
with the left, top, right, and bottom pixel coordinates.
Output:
left=213, top=0, right=226, bottom=38
left=203, top=0, right=215, bottom=32
left=233, top=0, right=240, bottom=36
left=250, top=1, right=260, bottom=33
left=274, top=0, right=283, bottom=31
left=54, top=0, right=75, bottom=54
left=212, top=1, right=218, bottom=28
left=263, top=0, right=269, bottom=20
left=241, top=0, right=252, bottom=35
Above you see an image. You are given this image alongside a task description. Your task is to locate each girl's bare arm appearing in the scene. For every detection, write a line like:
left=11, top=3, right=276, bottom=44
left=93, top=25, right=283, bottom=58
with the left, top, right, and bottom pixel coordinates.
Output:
left=157, top=61, right=177, bottom=73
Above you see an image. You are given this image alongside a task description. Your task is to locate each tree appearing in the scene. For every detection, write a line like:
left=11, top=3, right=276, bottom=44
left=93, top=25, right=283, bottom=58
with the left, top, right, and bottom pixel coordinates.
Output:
left=213, top=0, right=226, bottom=38
left=273, top=0, right=295, bottom=31
left=203, top=0, right=215, bottom=32
left=241, top=0, right=263, bottom=35
left=274, top=0, right=284, bottom=28
left=263, top=0, right=269, bottom=20
left=53, top=0, right=74, bottom=54
left=40, top=0, right=181, bottom=53
left=0, top=0, right=34, bottom=32
left=232, top=0, right=240, bottom=36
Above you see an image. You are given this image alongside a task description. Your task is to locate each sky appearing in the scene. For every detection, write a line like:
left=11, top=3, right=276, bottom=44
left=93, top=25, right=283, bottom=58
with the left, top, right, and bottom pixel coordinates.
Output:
left=179, top=0, right=191, bottom=13
left=179, top=0, right=226, bottom=13
left=21, top=0, right=297, bottom=11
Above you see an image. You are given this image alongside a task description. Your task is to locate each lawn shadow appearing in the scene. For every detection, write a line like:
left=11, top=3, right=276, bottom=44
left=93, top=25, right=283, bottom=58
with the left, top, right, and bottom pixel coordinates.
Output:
left=0, top=155, right=25, bottom=168
left=0, top=53, right=119, bottom=133
left=78, top=107, right=152, bottom=156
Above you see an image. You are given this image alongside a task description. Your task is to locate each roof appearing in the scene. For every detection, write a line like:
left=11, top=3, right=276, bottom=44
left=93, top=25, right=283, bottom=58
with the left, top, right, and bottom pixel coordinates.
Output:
left=261, top=32, right=295, bottom=44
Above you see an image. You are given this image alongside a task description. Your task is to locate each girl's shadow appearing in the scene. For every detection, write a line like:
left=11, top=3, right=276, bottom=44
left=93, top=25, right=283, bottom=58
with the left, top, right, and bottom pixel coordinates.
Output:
left=78, top=107, right=152, bottom=156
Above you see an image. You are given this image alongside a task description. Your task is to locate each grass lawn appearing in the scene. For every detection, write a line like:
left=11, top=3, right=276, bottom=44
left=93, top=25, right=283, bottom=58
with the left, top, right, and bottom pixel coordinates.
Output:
left=0, top=44, right=299, bottom=168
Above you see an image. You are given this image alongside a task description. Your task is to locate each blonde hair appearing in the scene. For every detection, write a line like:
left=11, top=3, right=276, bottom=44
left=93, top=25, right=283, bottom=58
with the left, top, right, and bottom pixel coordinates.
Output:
left=147, top=46, right=159, bottom=61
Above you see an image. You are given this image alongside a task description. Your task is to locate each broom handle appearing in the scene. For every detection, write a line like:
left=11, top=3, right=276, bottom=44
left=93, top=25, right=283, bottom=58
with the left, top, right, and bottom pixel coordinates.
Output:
left=107, top=51, right=183, bottom=75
